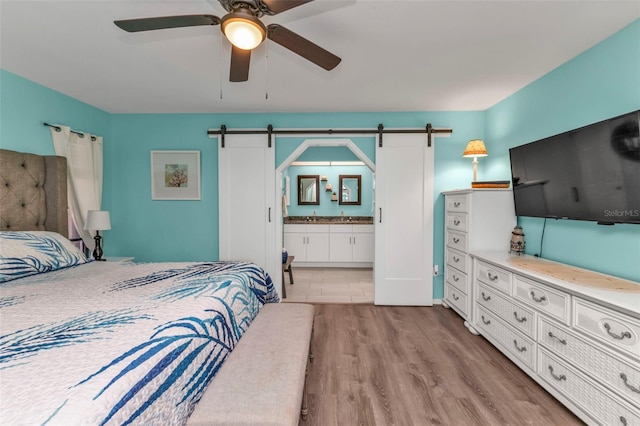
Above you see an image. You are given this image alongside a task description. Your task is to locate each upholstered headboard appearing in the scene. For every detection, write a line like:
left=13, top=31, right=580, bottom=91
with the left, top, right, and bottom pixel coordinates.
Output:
left=0, top=149, right=68, bottom=237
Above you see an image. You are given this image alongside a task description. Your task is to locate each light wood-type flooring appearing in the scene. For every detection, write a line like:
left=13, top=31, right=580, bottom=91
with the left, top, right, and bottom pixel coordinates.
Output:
left=282, top=267, right=374, bottom=304
left=302, top=304, right=583, bottom=426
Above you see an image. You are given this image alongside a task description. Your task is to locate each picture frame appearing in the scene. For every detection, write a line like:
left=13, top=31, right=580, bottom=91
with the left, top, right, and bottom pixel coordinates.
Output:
left=151, top=150, right=201, bottom=200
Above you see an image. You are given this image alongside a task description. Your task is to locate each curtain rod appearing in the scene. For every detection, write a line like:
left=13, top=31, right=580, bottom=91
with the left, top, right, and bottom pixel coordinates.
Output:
left=207, top=123, right=452, bottom=148
left=43, top=122, right=97, bottom=141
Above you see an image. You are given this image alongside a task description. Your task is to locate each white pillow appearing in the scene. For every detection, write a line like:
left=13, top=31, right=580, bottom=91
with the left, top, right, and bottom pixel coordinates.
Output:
left=0, top=231, right=89, bottom=283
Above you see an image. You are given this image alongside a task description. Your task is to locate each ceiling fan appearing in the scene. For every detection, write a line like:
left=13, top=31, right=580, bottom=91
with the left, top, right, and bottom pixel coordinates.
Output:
left=114, top=0, right=341, bottom=82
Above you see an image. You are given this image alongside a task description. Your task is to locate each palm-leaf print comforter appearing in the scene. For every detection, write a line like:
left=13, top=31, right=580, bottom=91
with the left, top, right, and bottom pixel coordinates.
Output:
left=0, top=261, right=278, bottom=425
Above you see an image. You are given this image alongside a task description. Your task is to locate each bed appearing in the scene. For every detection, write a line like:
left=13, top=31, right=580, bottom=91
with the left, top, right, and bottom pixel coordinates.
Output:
left=0, top=149, right=279, bottom=425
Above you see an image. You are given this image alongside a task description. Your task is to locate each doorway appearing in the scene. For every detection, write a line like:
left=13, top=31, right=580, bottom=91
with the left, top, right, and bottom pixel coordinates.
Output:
left=275, top=138, right=375, bottom=303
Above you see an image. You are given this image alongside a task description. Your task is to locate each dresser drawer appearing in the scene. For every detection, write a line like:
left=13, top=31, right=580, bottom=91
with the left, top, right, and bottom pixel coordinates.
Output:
left=446, top=248, right=468, bottom=274
left=477, top=305, right=536, bottom=370
left=539, top=317, right=640, bottom=408
left=446, top=212, right=468, bottom=232
left=573, top=298, right=640, bottom=359
left=445, top=283, right=468, bottom=317
left=513, top=276, right=570, bottom=325
left=446, top=230, right=468, bottom=253
left=476, top=260, right=511, bottom=295
left=477, top=283, right=536, bottom=339
left=538, top=348, right=640, bottom=426
left=446, top=264, right=469, bottom=294
left=446, top=194, right=469, bottom=213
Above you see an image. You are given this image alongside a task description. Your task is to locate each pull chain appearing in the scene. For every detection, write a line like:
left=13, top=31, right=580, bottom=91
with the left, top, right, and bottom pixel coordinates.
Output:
left=219, top=35, right=223, bottom=99
left=265, top=40, right=269, bottom=100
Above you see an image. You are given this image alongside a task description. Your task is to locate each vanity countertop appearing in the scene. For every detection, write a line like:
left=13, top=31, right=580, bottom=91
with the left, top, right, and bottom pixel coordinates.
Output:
left=284, top=216, right=374, bottom=225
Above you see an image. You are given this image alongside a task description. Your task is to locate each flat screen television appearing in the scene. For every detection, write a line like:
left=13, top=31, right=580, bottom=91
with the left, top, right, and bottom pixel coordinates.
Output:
left=509, top=110, right=640, bottom=225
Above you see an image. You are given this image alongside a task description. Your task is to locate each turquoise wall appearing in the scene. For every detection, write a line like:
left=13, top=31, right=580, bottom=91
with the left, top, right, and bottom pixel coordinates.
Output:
left=2, top=18, right=637, bottom=296
left=286, top=164, right=374, bottom=217
left=109, top=112, right=485, bottom=300
left=0, top=69, right=111, bottom=155
left=485, top=19, right=640, bottom=282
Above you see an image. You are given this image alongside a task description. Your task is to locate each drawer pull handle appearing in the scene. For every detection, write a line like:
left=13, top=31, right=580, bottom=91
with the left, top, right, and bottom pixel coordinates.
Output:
left=487, top=272, right=499, bottom=281
left=530, top=291, right=546, bottom=303
left=453, top=201, right=461, bottom=207
left=548, top=332, right=567, bottom=345
left=620, top=416, right=628, bottom=426
left=453, top=275, right=460, bottom=282
left=453, top=257, right=460, bottom=263
left=453, top=219, right=461, bottom=226
left=604, top=323, right=632, bottom=340
left=513, top=340, right=527, bottom=352
left=620, top=373, right=640, bottom=393
left=453, top=294, right=460, bottom=301
left=513, top=312, right=527, bottom=323
left=481, top=293, right=491, bottom=301
left=548, top=365, right=566, bottom=382
left=453, top=237, right=460, bottom=243
left=481, top=316, right=491, bottom=325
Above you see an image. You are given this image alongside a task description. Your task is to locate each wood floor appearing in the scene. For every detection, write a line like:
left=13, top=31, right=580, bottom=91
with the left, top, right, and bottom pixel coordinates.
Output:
left=302, top=304, right=583, bottom=426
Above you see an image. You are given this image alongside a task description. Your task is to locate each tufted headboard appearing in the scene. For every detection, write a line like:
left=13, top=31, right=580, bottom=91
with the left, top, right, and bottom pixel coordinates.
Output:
left=0, top=149, right=68, bottom=238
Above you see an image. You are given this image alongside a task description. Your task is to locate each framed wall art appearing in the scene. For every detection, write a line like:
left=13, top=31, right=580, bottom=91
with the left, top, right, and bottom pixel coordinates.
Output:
left=150, top=150, right=201, bottom=200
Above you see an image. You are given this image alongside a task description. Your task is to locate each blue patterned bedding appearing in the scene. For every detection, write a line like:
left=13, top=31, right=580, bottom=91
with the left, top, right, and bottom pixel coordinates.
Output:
left=0, top=260, right=278, bottom=425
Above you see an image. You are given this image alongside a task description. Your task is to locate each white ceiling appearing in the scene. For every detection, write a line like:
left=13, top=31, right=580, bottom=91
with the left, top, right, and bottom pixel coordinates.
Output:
left=1, top=1, right=638, bottom=114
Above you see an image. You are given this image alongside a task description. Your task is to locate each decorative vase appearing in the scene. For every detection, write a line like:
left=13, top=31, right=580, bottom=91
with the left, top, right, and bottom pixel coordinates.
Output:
left=510, top=226, right=525, bottom=255
left=282, top=248, right=288, bottom=264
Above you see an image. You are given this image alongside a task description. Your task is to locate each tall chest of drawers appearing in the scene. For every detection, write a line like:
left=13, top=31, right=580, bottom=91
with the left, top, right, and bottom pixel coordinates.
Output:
left=441, top=189, right=516, bottom=333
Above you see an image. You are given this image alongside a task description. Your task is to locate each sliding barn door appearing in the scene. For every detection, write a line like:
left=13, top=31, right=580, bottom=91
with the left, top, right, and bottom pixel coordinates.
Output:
left=219, top=134, right=277, bottom=290
left=374, top=133, right=434, bottom=306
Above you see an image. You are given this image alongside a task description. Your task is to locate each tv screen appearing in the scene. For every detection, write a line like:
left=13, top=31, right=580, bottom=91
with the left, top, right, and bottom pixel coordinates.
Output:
left=509, top=110, right=640, bottom=224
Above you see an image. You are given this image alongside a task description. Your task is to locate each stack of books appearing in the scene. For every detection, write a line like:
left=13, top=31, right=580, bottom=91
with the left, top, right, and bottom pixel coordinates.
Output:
left=471, top=180, right=510, bottom=189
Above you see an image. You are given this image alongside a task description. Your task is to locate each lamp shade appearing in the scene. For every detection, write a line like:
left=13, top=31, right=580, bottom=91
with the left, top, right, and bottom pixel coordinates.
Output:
left=463, top=139, right=488, bottom=157
left=84, top=210, right=111, bottom=231
left=221, top=12, right=266, bottom=50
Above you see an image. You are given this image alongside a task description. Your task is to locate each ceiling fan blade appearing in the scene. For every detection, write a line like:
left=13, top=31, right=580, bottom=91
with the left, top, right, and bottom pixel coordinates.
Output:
left=114, top=15, right=220, bottom=32
left=261, top=0, right=314, bottom=15
left=267, top=24, right=341, bottom=71
left=230, top=46, right=251, bottom=82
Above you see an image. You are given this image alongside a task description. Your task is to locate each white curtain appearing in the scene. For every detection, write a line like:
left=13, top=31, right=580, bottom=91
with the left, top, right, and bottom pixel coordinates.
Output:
left=50, top=125, right=104, bottom=250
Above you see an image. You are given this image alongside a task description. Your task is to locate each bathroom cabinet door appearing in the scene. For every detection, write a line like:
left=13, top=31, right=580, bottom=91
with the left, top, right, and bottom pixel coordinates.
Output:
left=284, top=232, right=308, bottom=262
left=329, top=233, right=353, bottom=262
left=305, top=234, right=330, bottom=262
left=352, top=232, right=375, bottom=262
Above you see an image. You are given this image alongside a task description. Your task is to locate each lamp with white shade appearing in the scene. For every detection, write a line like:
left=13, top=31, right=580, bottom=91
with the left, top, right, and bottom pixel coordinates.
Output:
left=462, top=139, right=488, bottom=182
left=84, top=210, right=111, bottom=261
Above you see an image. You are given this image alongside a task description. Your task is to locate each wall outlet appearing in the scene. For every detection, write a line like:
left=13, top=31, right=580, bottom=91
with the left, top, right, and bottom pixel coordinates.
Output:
left=433, top=265, right=439, bottom=276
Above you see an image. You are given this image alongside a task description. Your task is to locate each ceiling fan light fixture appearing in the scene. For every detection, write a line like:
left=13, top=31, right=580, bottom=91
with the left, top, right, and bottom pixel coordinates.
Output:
left=221, top=12, right=266, bottom=50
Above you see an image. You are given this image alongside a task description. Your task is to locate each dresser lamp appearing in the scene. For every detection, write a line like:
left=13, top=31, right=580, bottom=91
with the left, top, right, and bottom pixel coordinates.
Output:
left=84, top=210, right=111, bottom=261
left=463, top=139, right=488, bottom=182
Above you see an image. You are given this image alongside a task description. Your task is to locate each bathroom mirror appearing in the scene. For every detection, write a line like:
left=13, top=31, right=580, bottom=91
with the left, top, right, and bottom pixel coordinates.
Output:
left=298, top=175, right=320, bottom=205
left=339, top=175, right=361, bottom=205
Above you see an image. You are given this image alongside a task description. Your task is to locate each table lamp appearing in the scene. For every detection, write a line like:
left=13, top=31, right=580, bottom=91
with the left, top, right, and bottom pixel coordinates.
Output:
left=463, top=139, right=488, bottom=182
left=84, top=210, right=111, bottom=261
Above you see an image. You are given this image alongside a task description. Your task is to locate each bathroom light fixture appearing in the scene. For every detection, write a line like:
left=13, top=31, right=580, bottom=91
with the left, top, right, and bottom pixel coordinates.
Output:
left=221, top=11, right=266, bottom=50
left=463, top=139, right=488, bottom=182
left=84, top=210, right=111, bottom=261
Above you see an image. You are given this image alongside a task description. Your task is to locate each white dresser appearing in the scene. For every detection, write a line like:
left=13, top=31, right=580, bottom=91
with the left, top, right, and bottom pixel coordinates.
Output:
left=441, top=189, right=516, bottom=333
left=471, top=251, right=640, bottom=426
